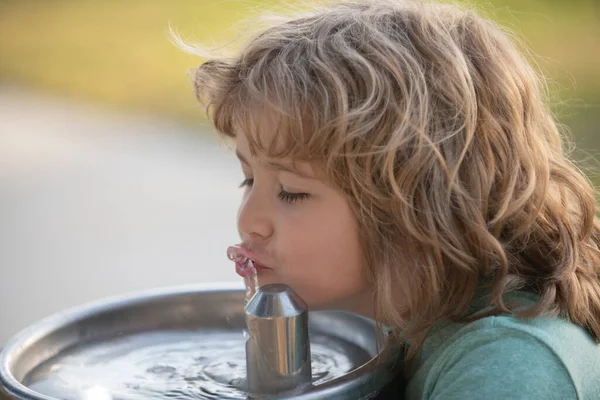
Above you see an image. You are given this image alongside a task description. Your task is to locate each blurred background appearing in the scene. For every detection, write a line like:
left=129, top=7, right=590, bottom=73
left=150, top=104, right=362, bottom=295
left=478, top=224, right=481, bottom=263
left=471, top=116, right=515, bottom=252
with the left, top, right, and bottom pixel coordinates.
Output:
left=0, top=0, right=598, bottom=346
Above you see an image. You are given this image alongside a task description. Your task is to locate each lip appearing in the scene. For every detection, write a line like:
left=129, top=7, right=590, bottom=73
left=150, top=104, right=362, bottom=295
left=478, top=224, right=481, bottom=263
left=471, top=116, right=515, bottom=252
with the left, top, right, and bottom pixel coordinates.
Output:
left=227, top=245, right=271, bottom=272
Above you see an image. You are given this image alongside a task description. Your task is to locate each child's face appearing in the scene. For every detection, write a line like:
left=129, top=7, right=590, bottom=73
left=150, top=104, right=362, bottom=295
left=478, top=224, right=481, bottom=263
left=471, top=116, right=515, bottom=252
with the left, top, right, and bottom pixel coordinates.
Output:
left=233, top=132, right=372, bottom=315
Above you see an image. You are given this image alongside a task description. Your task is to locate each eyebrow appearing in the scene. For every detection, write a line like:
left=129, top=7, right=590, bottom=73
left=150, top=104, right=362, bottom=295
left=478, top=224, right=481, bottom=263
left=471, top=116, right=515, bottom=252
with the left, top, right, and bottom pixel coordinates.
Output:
left=235, top=149, right=314, bottom=179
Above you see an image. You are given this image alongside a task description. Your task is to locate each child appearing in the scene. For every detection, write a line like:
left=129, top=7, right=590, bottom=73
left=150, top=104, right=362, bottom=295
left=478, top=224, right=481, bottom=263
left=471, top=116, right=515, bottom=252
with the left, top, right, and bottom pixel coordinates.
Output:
left=189, top=0, right=600, bottom=398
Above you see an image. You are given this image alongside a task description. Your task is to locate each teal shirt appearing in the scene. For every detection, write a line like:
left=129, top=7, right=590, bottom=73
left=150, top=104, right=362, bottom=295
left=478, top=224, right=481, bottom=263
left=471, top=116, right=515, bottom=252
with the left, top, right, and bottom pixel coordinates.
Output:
left=405, top=290, right=600, bottom=399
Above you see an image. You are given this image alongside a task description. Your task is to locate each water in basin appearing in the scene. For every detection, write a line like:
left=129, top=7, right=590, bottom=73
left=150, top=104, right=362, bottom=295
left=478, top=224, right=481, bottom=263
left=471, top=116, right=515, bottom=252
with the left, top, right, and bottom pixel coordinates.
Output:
left=19, top=254, right=373, bottom=399
left=24, top=328, right=370, bottom=400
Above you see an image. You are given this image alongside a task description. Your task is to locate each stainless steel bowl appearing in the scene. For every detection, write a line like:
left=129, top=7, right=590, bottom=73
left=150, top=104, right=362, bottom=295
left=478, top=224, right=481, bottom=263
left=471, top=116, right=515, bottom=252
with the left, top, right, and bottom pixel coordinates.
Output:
left=0, top=283, right=403, bottom=400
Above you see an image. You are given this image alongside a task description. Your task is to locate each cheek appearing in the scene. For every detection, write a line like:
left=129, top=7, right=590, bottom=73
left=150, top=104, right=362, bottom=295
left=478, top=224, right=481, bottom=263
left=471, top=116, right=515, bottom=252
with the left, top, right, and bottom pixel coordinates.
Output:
left=267, top=203, right=365, bottom=306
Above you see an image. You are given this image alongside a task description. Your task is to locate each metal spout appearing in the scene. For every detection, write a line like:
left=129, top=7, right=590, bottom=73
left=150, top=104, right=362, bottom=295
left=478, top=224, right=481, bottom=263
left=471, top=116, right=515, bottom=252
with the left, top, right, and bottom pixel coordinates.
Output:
left=245, top=284, right=312, bottom=398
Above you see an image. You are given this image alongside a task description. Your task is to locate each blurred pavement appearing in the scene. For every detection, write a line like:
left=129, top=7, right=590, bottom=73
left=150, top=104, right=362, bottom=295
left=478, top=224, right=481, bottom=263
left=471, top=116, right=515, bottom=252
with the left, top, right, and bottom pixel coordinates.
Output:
left=0, top=87, right=243, bottom=345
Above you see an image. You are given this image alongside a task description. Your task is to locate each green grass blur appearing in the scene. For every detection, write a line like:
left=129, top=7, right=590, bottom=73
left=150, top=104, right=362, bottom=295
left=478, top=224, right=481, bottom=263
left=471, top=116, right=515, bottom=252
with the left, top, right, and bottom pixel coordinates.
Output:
left=0, top=0, right=273, bottom=122
left=0, top=0, right=598, bottom=136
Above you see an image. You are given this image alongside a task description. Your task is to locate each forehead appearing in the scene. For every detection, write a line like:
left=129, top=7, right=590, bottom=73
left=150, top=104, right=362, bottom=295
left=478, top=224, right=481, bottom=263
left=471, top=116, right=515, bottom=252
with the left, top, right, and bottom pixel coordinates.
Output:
left=230, top=105, right=330, bottom=180
left=234, top=132, right=318, bottom=179
left=234, top=111, right=279, bottom=152
left=232, top=103, right=313, bottom=159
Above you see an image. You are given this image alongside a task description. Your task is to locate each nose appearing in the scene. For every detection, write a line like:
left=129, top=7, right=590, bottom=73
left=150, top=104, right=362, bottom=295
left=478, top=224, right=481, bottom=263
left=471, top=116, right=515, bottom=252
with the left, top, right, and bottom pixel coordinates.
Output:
left=237, top=187, right=273, bottom=242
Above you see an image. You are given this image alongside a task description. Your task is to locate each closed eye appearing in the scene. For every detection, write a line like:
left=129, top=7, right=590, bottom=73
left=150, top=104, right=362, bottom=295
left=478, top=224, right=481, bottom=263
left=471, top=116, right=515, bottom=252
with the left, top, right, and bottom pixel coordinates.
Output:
left=238, top=178, right=310, bottom=204
left=277, top=191, right=310, bottom=204
left=239, top=178, right=253, bottom=188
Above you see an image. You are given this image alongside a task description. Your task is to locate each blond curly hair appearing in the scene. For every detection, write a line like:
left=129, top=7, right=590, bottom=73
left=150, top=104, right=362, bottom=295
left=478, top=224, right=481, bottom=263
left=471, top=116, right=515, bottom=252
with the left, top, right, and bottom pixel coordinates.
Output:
left=188, top=0, right=600, bottom=351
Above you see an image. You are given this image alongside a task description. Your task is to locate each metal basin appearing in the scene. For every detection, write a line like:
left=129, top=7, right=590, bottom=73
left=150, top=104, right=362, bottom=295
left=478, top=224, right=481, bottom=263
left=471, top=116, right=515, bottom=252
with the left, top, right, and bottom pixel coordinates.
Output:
left=0, top=283, right=403, bottom=399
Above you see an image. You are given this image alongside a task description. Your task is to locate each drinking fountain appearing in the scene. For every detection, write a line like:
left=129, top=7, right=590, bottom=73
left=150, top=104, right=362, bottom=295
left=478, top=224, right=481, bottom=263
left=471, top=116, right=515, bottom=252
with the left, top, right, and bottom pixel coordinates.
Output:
left=0, top=283, right=404, bottom=399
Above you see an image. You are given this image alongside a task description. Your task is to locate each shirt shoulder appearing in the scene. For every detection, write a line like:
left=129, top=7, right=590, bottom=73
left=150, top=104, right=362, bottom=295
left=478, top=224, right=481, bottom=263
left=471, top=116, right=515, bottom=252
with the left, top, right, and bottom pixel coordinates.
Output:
left=424, top=315, right=600, bottom=400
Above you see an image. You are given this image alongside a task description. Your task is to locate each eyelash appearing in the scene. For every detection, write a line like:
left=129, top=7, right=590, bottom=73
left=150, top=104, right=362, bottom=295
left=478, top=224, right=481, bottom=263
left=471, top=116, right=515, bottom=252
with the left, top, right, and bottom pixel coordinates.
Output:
left=239, top=178, right=310, bottom=204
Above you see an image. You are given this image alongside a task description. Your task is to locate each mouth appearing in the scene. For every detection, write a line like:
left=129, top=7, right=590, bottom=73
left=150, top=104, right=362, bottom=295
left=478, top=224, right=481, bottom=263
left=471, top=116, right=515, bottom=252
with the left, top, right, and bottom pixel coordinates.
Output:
left=227, top=245, right=271, bottom=278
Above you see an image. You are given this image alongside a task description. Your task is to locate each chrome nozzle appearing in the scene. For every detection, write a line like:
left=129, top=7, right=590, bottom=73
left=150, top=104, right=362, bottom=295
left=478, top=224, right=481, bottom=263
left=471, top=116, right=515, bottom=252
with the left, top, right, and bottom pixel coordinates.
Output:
left=245, top=284, right=312, bottom=398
